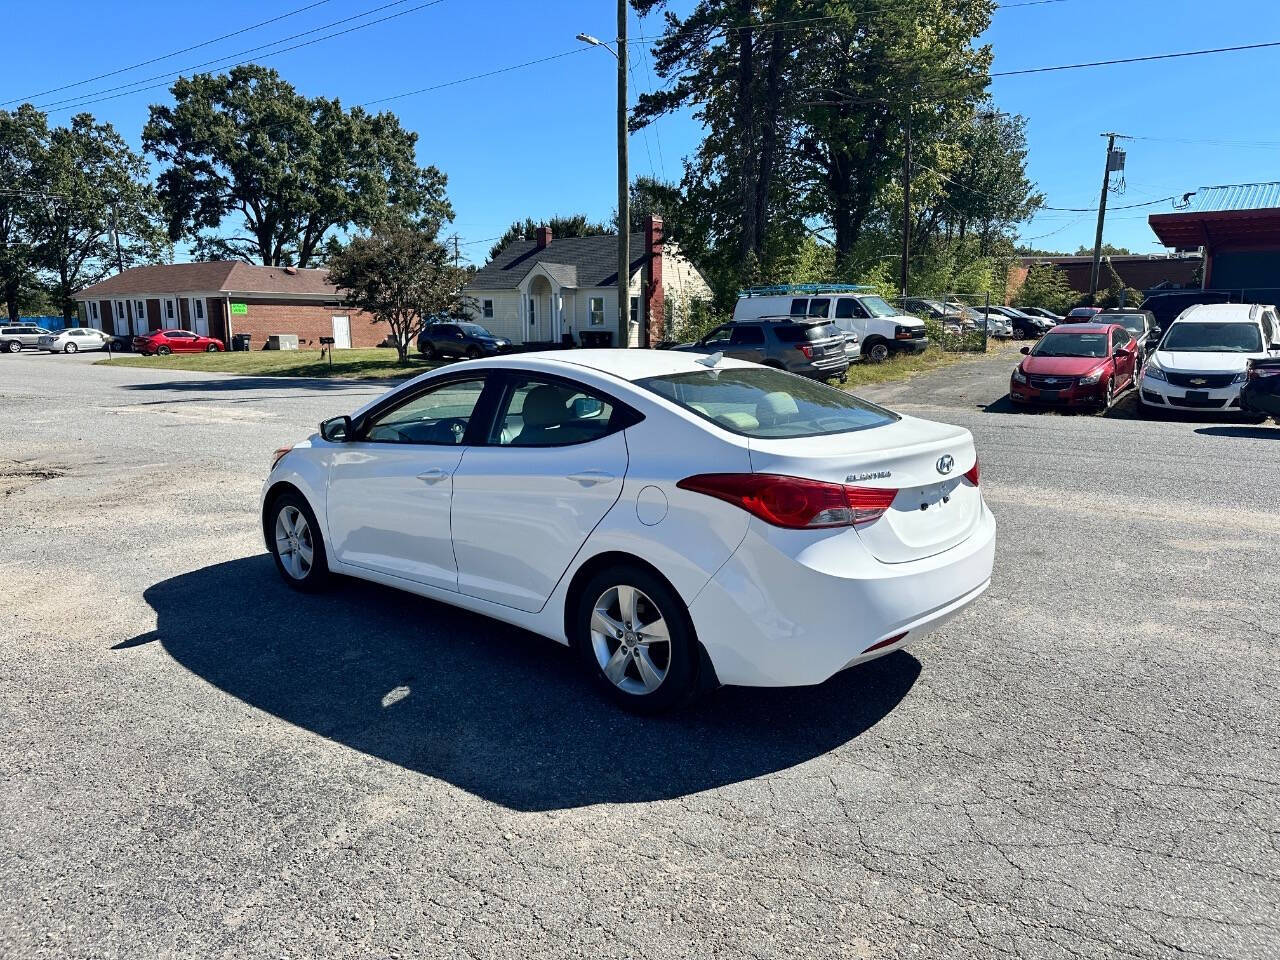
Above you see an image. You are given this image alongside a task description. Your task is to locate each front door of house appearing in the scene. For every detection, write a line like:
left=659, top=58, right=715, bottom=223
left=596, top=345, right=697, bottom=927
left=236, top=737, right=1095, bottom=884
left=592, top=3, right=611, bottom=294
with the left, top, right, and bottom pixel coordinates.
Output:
left=331, top=316, right=351, bottom=349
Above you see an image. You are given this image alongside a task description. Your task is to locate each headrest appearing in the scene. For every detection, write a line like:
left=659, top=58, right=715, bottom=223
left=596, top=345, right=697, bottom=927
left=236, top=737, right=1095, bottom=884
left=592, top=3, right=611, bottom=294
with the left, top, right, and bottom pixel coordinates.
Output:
left=522, top=385, right=571, bottom=427
left=755, top=391, right=799, bottom=426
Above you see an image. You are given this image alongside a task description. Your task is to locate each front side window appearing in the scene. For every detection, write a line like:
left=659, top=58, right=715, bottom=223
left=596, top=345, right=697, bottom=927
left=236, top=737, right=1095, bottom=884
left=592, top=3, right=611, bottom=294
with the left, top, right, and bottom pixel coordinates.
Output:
left=700, top=324, right=734, bottom=348
left=729, top=326, right=765, bottom=346
left=589, top=297, right=605, bottom=326
left=639, top=367, right=898, bottom=439
left=1033, top=333, right=1109, bottom=358
left=490, top=376, right=620, bottom=447
left=482, top=299, right=494, bottom=319
left=362, top=378, right=487, bottom=445
left=1162, top=322, right=1263, bottom=353
left=1112, top=328, right=1131, bottom=348
left=834, top=298, right=858, bottom=320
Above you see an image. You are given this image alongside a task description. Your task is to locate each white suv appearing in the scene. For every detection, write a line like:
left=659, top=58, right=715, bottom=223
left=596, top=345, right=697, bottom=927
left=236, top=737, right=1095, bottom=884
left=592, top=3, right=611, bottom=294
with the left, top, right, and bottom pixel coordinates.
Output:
left=733, top=286, right=927, bottom=362
left=1140, top=303, right=1280, bottom=413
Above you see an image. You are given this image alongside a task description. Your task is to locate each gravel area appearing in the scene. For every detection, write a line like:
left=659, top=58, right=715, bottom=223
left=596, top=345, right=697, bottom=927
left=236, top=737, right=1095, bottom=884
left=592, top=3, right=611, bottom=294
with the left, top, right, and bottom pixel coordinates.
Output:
left=1, top=348, right=1277, bottom=959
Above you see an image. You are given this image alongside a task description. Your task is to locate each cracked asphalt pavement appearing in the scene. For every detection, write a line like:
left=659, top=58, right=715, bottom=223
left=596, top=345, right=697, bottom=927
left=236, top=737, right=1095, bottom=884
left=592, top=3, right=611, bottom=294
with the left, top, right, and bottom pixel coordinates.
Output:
left=1, top=348, right=1277, bottom=959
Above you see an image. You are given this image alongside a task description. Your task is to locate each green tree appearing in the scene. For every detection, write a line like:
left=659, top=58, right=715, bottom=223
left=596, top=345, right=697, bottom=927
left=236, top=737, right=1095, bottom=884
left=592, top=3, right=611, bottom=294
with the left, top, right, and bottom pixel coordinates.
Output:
left=0, top=105, right=49, bottom=322
left=144, top=65, right=451, bottom=268
left=327, top=222, right=468, bottom=363
left=29, top=113, right=168, bottom=321
left=1074, top=242, right=1131, bottom=257
left=488, top=214, right=612, bottom=261
left=1013, top=264, right=1076, bottom=314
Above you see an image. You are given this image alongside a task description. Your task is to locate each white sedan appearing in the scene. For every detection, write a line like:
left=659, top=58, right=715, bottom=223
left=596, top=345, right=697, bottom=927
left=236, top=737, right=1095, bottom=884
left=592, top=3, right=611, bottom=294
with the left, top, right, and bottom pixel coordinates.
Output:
left=37, top=327, right=113, bottom=353
left=261, top=350, right=996, bottom=711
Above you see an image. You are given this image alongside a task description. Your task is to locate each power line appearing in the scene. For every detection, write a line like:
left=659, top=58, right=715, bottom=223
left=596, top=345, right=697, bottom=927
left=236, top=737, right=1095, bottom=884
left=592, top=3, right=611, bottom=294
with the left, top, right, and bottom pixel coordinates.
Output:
left=37, top=0, right=443, bottom=114
left=3, top=0, right=336, bottom=107
left=914, top=160, right=1181, bottom=212
left=359, top=49, right=591, bottom=107
left=992, top=39, right=1280, bottom=78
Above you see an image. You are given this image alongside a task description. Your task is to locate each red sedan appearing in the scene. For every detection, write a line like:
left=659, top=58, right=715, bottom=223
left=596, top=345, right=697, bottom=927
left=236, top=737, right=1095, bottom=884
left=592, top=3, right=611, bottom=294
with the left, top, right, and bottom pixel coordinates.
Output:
left=133, top=329, right=225, bottom=355
left=1010, top=322, right=1139, bottom=411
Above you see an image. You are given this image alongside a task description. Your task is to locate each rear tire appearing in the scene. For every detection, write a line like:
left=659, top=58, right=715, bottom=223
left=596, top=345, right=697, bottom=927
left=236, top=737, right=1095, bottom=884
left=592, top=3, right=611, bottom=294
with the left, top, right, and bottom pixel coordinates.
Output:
left=64, top=342, right=78, bottom=354
left=157, top=345, right=172, bottom=356
left=267, top=491, right=331, bottom=593
left=573, top=564, right=698, bottom=714
left=5, top=341, right=20, bottom=353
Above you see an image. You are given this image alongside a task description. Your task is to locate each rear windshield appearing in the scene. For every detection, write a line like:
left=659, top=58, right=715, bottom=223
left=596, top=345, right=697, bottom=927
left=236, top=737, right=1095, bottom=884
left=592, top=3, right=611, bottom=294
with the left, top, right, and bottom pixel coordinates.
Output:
left=1100, top=314, right=1146, bottom=336
left=1033, top=332, right=1109, bottom=358
left=1162, top=321, right=1262, bottom=353
left=774, top=322, right=840, bottom=343
left=637, top=367, right=898, bottom=439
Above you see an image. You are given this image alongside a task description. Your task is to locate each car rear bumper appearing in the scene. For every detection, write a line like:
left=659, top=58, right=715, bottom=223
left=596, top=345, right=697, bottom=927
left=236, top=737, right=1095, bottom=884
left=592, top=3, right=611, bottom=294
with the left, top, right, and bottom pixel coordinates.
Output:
left=1139, top=374, right=1242, bottom=411
left=688, top=503, right=996, bottom=687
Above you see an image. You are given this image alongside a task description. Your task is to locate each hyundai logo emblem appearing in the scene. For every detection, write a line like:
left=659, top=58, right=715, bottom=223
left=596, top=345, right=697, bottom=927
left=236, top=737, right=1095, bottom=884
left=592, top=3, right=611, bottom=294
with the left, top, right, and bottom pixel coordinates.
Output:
left=936, top=455, right=955, bottom=475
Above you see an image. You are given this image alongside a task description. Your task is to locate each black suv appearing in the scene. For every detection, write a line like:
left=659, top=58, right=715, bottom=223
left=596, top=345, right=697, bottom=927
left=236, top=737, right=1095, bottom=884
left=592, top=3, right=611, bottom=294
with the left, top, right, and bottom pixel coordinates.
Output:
left=671, top=317, right=850, bottom=380
left=418, top=322, right=512, bottom=360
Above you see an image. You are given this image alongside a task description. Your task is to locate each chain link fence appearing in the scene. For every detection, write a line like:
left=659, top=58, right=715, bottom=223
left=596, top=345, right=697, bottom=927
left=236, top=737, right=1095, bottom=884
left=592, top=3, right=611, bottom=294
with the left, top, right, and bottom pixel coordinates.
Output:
left=889, top=292, right=1004, bottom=353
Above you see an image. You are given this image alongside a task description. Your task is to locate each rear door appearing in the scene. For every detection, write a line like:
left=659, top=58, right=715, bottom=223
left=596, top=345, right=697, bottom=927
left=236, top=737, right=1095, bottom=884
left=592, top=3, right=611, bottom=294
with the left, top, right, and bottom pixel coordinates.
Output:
left=450, top=372, right=632, bottom=612
left=726, top=324, right=767, bottom=362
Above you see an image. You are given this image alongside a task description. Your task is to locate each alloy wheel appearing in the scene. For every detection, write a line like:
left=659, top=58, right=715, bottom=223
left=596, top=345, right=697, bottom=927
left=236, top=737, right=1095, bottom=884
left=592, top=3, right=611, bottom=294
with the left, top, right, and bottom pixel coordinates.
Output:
left=868, top=342, right=890, bottom=363
left=65, top=342, right=78, bottom=354
left=589, top=584, right=672, bottom=695
left=274, top=505, right=315, bottom=581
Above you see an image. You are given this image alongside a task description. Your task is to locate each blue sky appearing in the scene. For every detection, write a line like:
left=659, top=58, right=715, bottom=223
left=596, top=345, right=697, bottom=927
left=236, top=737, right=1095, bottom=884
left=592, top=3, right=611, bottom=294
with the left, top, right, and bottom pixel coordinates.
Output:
left=4, top=0, right=1279, bottom=262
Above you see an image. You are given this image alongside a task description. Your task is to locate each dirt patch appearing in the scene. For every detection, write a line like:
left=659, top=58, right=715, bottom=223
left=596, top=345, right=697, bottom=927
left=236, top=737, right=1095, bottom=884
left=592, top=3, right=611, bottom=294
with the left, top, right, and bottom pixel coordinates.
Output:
left=0, top=460, right=68, bottom=497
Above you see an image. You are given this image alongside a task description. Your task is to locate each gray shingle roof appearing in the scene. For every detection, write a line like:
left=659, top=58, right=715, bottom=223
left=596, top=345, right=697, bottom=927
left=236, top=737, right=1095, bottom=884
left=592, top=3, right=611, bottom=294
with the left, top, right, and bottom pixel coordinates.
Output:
left=466, top=233, right=646, bottom=290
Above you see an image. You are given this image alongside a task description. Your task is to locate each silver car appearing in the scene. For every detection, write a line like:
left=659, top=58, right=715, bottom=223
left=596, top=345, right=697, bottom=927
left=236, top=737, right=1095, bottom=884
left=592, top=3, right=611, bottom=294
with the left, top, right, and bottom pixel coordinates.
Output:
left=37, top=327, right=113, bottom=353
left=1, top=324, right=52, bottom=353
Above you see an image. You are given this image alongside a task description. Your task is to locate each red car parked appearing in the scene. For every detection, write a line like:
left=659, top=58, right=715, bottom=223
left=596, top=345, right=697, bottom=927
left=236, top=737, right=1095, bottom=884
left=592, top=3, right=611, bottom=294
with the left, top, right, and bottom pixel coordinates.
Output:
left=133, top=329, right=225, bottom=355
left=1010, top=322, right=1139, bottom=411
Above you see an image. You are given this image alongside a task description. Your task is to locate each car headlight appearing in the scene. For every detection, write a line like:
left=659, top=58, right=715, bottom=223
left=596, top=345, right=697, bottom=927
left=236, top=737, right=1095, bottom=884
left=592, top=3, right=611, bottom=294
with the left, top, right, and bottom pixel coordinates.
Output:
left=1144, top=362, right=1167, bottom=382
left=1232, top=370, right=1248, bottom=384
left=1078, top=369, right=1103, bottom=386
left=1011, top=367, right=1027, bottom=384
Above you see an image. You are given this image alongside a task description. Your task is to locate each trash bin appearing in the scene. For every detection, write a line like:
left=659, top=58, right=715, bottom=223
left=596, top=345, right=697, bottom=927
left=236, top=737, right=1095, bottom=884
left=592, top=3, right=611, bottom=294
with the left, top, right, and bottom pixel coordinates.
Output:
left=232, top=333, right=252, bottom=352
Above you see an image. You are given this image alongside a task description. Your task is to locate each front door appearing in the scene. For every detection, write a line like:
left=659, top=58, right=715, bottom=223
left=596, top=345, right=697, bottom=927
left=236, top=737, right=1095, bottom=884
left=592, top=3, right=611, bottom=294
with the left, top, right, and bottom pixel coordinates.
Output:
left=326, top=377, right=488, bottom=590
left=331, top=315, right=351, bottom=349
left=130, top=302, right=148, bottom=336
left=451, top=373, right=630, bottom=612
left=190, top=298, right=209, bottom=336
left=113, top=301, right=129, bottom=337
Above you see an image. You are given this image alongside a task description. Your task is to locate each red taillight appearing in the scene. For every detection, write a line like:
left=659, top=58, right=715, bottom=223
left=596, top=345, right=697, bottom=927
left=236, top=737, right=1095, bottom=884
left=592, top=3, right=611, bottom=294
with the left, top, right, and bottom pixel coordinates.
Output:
left=863, top=632, right=908, bottom=654
left=797, top=344, right=814, bottom=359
left=963, top=456, right=980, bottom=486
left=677, top=473, right=897, bottom=529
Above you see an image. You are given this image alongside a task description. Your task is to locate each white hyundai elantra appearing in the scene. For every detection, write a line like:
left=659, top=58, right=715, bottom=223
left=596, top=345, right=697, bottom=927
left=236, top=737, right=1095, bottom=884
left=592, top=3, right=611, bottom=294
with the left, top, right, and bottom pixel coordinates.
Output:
left=262, top=349, right=996, bottom=711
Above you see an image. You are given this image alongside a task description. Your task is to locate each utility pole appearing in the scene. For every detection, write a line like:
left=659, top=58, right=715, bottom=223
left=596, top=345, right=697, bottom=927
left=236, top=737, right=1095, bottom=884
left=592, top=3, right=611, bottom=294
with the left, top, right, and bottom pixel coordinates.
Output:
left=616, top=0, right=631, bottom=347
left=1089, top=132, right=1127, bottom=299
left=449, top=234, right=460, bottom=269
left=900, top=104, right=912, bottom=300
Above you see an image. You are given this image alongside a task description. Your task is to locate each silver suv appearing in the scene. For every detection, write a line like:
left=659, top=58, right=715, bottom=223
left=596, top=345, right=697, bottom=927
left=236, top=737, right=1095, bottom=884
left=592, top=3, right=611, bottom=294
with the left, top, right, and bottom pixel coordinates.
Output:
left=671, top=317, right=850, bottom=381
left=1, top=324, right=51, bottom=353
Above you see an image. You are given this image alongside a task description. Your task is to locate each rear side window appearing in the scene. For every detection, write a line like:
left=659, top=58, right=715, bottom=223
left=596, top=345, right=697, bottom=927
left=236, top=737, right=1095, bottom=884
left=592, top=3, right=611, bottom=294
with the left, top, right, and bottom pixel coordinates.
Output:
left=789, top=298, right=808, bottom=316
left=807, top=298, right=831, bottom=317
left=774, top=322, right=840, bottom=343
left=638, top=367, right=898, bottom=439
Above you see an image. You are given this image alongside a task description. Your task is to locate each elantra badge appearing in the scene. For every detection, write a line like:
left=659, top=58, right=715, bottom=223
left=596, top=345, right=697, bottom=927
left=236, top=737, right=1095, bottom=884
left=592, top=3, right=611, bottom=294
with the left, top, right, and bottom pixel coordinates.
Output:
left=847, top=470, right=892, bottom=483
left=936, top=455, right=955, bottom=475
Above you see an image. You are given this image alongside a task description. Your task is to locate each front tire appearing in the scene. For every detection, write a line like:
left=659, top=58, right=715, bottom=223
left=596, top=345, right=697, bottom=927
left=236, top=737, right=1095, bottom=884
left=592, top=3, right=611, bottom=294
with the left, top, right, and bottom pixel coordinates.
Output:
left=574, top=565, right=698, bottom=713
left=465, top=345, right=482, bottom=360
left=268, top=492, right=330, bottom=593
left=864, top=339, right=890, bottom=363
left=205, top=343, right=219, bottom=352
left=420, top=341, right=436, bottom=360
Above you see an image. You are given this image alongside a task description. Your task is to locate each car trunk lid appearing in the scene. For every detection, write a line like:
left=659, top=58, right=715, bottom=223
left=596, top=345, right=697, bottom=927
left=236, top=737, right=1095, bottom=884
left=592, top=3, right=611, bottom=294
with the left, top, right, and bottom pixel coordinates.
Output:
left=748, top=415, right=981, bottom=564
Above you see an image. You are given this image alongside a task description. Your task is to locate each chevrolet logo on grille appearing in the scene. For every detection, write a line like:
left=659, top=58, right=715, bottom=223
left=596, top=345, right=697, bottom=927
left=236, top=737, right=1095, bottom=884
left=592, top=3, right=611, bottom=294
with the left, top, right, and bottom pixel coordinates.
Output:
left=1044, top=378, right=1058, bottom=385
left=1189, top=377, right=1208, bottom=386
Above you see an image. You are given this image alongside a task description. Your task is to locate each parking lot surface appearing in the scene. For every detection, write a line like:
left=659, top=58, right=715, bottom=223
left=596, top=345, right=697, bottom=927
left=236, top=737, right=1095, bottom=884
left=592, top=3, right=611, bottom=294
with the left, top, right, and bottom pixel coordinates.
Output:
left=2, top=349, right=1277, bottom=959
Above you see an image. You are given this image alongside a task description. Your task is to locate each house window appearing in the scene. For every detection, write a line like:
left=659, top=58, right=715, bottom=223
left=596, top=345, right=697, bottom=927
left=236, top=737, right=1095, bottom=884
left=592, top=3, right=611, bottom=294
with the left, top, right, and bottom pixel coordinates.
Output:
left=589, top=297, right=605, bottom=326
left=528, top=297, right=536, bottom=325
left=482, top=299, right=494, bottom=319
left=630, top=296, right=640, bottom=327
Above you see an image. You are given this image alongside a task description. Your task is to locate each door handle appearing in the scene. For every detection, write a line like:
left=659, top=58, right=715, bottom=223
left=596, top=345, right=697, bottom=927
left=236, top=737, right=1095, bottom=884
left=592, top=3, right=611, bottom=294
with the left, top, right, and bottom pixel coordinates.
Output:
left=416, top=468, right=449, bottom=485
left=568, top=470, right=615, bottom=487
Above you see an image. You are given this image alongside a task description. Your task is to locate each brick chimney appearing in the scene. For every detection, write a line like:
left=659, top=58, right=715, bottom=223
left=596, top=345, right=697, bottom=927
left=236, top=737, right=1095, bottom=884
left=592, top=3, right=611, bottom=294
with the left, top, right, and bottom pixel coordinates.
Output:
left=644, top=215, right=664, bottom=346
left=536, top=225, right=552, bottom=249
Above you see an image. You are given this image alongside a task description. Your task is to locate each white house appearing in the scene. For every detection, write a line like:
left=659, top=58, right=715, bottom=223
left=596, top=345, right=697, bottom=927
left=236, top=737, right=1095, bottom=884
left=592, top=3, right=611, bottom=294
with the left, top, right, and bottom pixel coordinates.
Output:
left=462, top=216, right=712, bottom=347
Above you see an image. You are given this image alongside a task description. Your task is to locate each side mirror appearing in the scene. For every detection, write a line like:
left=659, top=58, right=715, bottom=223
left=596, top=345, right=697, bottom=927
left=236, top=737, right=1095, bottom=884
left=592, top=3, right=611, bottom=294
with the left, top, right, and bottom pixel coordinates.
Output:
left=1150, top=327, right=1163, bottom=338
left=319, top=415, right=353, bottom=442
left=1020, top=346, right=1031, bottom=355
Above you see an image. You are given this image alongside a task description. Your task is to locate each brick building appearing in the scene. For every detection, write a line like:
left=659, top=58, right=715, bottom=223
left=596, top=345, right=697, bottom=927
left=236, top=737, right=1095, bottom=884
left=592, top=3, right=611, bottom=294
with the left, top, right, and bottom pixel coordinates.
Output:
left=1008, top=253, right=1202, bottom=302
left=72, top=261, right=383, bottom=349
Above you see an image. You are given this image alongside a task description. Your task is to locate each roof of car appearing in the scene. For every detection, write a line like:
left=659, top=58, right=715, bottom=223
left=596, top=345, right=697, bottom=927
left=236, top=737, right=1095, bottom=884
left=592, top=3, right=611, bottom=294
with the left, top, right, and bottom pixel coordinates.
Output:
left=495, top=348, right=757, bottom=382
left=1174, top=303, right=1261, bottom=322
left=1049, top=323, right=1115, bottom=334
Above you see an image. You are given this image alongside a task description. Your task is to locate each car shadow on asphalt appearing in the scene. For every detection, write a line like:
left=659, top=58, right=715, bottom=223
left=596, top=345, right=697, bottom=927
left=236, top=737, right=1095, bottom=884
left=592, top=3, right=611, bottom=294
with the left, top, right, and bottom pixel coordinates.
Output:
left=134, top=555, right=920, bottom=811
left=1195, top=424, right=1278, bottom=439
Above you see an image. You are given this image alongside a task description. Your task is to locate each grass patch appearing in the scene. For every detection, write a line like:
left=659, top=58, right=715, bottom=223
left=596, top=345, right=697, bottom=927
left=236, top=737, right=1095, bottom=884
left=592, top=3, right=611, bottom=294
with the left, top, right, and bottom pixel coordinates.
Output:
left=96, top=347, right=441, bottom=380
left=841, top=340, right=1021, bottom=390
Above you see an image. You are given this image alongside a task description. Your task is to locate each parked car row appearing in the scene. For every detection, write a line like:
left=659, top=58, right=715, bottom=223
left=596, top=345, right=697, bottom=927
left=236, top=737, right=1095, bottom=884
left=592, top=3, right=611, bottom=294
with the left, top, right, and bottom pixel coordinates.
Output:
left=1009, top=302, right=1280, bottom=416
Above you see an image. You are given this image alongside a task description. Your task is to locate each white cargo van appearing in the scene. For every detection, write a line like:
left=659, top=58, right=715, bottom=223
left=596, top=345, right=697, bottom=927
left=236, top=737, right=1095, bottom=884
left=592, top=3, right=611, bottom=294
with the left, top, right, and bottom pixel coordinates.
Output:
left=733, top=284, right=928, bottom=362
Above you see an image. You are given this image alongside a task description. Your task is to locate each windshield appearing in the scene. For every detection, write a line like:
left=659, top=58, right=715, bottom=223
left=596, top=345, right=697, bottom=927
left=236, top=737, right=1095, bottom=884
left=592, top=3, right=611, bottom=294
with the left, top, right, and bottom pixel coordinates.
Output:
left=1032, top=332, right=1109, bottom=358
left=638, top=367, right=898, bottom=439
left=858, top=296, right=900, bottom=318
left=1162, top=321, right=1262, bottom=353
left=458, top=323, right=493, bottom=338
